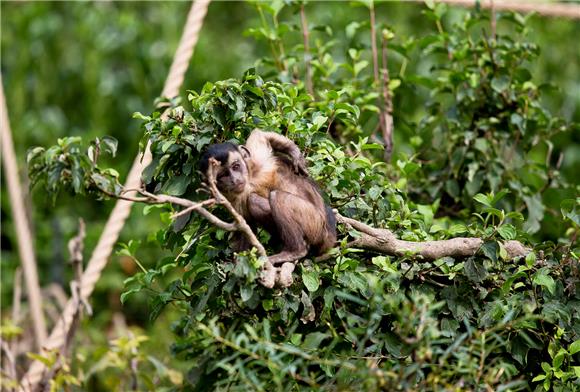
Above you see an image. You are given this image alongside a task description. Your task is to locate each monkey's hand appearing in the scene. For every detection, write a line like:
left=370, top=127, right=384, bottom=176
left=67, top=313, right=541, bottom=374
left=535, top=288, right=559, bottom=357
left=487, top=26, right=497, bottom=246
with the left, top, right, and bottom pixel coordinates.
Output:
left=291, top=152, right=308, bottom=176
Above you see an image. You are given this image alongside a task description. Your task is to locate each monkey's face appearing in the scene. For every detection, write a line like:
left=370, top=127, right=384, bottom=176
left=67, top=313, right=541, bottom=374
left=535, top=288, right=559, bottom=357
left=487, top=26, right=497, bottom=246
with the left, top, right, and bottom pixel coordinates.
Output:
left=216, top=151, right=249, bottom=195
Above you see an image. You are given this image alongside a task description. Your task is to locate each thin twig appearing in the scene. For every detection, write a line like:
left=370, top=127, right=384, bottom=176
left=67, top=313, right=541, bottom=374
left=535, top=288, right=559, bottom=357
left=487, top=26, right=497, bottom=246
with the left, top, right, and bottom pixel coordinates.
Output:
left=490, top=0, right=496, bottom=40
left=171, top=199, right=216, bottom=220
left=10, top=268, right=23, bottom=367
left=299, top=4, right=313, bottom=96
left=0, top=339, right=17, bottom=385
left=380, top=30, right=395, bottom=161
left=65, top=219, right=90, bottom=355
left=139, top=189, right=236, bottom=231
left=369, top=3, right=380, bottom=86
left=11, top=267, right=22, bottom=327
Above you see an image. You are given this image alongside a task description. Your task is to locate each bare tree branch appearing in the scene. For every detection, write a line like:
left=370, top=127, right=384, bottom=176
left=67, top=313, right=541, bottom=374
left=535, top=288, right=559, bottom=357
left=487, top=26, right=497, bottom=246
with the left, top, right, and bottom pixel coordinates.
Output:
left=336, top=212, right=530, bottom=260
left=299, top=4, right=313, bottom=96
left=380, top=31, right=395, bottom=161
left=171, top=199, right=216, bottom=220
left=136, top=189, right=236, bottom=232
left=65, top=219, right=90, bottom=354
left=369, top=3, right=395, bottom=162
left=409, top=0, right=580, bottom=19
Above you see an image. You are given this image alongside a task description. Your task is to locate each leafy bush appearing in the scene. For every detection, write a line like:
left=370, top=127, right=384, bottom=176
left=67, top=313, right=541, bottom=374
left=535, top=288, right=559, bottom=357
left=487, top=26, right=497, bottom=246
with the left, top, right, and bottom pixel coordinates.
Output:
left=408, top=8, right=574, bottom=236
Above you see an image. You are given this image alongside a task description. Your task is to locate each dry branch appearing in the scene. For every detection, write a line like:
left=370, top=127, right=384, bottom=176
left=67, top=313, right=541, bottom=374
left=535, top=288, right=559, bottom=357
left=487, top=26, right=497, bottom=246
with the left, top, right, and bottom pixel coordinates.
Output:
left=413, top=0, right=580, bottom=19
left=299, top=4, right=314, bottom=96
left=369, top=4, right=395, bottom=162
left=380, top=30, right=395, bottom=161
left=336, top=212, right=529, bottom=260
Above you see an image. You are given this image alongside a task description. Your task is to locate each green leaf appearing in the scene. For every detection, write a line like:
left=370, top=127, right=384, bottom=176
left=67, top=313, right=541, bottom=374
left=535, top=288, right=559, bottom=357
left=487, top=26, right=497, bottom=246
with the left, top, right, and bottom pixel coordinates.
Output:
left=569, top=339, right=580, bottom=355
left=240, top=285, right=254, bottom=302
left=101, top=136, right=118, bottom=157
left=497, top=224, right=517, bottom=240
left=162, top=175, right=189, bottom=196
left=491, top=189, right=510, bottom=205
left=552, top=349, right=566, bottom=370
left=464, top=258, right=487, bottom=283
left=481, top=242, right=498, bottom=263
left=353, top=60, right=369, bottom=76
left=498, top=243, right=508, bottom=260
left=27, top=353, right=55, bottom=367
left=311, top=115, right=328, bottom=131
left=532, top=271, right=556, bottom=295
left=302, top=332, right=330, bottom=350
left=302, top=269, right=320, bottom=292
left=445, top=179, right=460, bottom=199
left=120, top=288, right=142, bottom=304
left=525, top=252, right=536, bottom=267
left=560, top=199, right=579, bottom=225
left=541, top=362, right=552, bottom=373
left=491, top=75, right=510, bottom=93
left=448, top=224, right=467, bottom=235
left=262, top=299, right=273, bottom=311
left=523, top=194, right=545, bottom=234
left=346, top=22, right=360, bottom=39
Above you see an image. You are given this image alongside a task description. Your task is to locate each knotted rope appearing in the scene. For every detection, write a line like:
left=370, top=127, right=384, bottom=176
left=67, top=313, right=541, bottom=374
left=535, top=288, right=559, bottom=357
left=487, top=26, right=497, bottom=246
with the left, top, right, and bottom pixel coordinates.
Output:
left=19, top=1, right=211, bottom=390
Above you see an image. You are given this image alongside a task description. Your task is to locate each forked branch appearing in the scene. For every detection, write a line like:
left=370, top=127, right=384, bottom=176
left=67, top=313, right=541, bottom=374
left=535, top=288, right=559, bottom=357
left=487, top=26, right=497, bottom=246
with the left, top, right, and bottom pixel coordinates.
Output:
left=206, top=158, right=267, bottom=257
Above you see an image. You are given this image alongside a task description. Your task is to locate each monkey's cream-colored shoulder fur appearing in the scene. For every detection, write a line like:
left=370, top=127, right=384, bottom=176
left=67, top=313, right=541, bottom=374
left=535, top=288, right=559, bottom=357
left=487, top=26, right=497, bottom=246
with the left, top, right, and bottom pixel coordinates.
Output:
left=245, top=129, right=279, bottom=196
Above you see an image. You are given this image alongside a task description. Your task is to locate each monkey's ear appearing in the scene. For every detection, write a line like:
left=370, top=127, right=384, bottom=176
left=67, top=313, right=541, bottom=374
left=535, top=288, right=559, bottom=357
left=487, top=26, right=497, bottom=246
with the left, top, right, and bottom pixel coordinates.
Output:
left=239, top=146, right=251, bottom=159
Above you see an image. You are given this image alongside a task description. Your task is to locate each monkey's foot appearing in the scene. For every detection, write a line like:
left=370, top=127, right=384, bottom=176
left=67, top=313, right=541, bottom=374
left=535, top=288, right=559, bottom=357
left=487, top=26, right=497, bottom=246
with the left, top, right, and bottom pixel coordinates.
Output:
left=258, top=262, right=296, bottom=288
left=268, top=250, right=307, bottom=265
left=276, top=262, right=295, bottom=288
left=259, top=262, right=277, bottom=289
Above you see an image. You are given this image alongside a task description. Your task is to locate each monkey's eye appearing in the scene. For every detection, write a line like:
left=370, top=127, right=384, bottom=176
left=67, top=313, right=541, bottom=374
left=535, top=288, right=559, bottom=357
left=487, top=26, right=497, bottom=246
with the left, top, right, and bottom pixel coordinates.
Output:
left=218, top=172, right=229, bottom=179
left=231, top=162, right=241, bottom=171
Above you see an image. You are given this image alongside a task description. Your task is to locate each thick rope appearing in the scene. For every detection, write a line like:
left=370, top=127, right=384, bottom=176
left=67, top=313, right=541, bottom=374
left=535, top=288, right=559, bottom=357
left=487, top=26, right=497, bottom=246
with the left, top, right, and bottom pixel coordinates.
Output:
left=412, top=0, right=580, bottom=19
left=19, top=1, right=211, bottom=390
left=162, top=0, right=211, bottom=98
left=1, top=75, right=48, bottom=348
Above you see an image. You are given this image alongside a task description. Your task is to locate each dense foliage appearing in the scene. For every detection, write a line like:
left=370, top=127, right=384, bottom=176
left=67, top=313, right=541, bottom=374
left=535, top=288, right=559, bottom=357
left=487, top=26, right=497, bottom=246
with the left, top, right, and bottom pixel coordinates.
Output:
left=12, top=1, right=580, bottom=391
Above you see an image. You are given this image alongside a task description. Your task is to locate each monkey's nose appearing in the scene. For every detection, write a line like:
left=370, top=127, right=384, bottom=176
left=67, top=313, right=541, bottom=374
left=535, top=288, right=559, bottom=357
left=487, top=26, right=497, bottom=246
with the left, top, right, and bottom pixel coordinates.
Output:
left=233, top=182, right=245, bottom=192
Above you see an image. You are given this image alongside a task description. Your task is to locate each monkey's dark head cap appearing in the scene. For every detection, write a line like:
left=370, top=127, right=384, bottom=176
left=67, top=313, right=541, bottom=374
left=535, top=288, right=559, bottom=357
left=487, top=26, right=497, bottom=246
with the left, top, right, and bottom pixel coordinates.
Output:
left=199, top=142, right=239, bottom=174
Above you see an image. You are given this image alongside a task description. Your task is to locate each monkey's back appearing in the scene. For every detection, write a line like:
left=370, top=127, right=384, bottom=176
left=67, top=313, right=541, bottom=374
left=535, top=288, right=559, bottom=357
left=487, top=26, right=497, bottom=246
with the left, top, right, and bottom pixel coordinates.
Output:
left=273, top=156, right=336, bottom=253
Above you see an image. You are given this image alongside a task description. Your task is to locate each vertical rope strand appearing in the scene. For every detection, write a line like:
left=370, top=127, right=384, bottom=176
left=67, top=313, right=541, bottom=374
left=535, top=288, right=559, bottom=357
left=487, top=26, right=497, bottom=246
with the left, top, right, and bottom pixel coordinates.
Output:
left=162, top=0, right=211, bottom=99
left=19, top=1, right=211, bottom=390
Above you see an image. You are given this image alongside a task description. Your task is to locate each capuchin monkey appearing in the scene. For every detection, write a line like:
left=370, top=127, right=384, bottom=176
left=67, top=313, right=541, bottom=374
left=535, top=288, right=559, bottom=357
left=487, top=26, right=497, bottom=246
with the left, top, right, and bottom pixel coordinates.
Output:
left=199, top=129, right=336, bottom=265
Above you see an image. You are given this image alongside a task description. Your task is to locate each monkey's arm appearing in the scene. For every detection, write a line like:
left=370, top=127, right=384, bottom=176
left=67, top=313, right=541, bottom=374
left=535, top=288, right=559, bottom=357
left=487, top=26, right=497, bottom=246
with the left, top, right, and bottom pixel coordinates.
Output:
left=231, top=194, right=270, bottom=253
left=247, top=193, right=271, bottom=222
left=246, top=129, right=308, bottom=175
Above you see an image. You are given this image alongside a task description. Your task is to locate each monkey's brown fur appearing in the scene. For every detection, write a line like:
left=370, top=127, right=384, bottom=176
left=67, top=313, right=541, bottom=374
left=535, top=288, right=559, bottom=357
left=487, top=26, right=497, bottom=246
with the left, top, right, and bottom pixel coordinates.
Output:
left=200, top=129, right=336, bottom=265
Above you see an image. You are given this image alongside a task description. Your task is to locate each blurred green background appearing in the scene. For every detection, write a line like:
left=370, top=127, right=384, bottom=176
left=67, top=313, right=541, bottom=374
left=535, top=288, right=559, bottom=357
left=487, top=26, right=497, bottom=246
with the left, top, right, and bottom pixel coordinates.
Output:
left=1, top=0, right=578, bottom=382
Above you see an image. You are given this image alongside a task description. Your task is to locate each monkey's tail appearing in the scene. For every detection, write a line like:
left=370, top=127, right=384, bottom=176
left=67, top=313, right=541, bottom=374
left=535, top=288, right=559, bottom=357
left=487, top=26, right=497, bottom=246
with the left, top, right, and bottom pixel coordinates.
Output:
left=325, top=205, right=337, bottom=239
left=325, top=206, right=336, bottom=231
